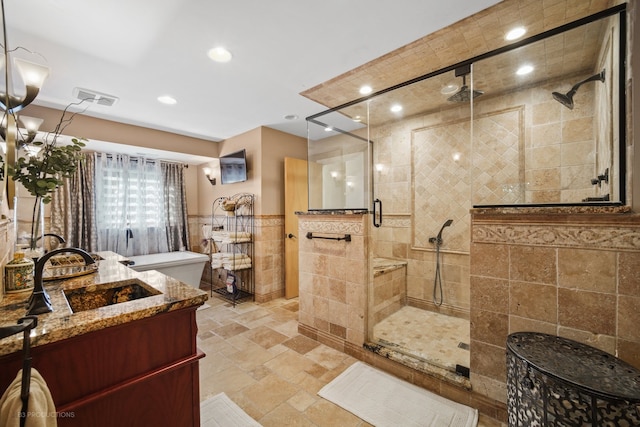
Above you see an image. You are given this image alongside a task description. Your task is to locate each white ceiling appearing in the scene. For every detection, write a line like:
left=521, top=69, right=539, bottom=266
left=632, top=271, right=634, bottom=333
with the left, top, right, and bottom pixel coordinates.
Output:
left=3, top=0, right=501, bottom=154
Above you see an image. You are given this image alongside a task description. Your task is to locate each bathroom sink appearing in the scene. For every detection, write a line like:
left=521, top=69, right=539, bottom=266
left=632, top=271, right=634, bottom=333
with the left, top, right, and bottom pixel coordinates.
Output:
left=63, top=279, right=161, bottom=313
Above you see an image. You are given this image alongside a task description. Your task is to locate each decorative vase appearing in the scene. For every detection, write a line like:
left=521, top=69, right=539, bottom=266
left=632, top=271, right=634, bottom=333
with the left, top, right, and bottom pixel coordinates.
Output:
left=13, top=196, right=45, bottom=260
left=3, top=252, right=34, bottom=293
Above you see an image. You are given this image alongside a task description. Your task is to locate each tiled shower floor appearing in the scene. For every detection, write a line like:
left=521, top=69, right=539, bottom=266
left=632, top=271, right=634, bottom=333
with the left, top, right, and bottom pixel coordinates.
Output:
left=372, top=306, right=470, bottom=372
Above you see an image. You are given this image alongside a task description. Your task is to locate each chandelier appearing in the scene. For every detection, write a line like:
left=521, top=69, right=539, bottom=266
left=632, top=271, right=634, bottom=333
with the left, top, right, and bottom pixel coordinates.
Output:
left=0, top=0, right=50, bottom=207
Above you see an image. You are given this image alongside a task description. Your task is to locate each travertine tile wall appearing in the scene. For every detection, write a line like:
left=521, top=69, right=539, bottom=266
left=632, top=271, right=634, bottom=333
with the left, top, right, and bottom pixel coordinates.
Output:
left=252, top=216, right=284, bottom=303
left=373, top=216, right=471, bottom=318
left=372, top=265, right=406, bottom=324
left=297, top=214, right=368, bottom=347
left=469, top=212, right=640, bottom=403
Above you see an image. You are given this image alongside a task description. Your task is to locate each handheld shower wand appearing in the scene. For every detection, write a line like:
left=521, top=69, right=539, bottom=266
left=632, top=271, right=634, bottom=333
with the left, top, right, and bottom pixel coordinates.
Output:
left=430, top=219, right=453, bottom=245
left=430, top=219, right=453, bottom=306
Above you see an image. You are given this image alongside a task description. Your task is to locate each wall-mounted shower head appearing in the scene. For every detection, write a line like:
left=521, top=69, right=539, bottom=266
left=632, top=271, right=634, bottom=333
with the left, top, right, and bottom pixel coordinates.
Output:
left=552, top=69, right=606, bottom=110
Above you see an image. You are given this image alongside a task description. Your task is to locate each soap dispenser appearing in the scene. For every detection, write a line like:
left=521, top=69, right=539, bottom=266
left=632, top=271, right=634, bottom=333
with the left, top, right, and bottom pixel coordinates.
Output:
left=4, top=252, right=35, bottom=293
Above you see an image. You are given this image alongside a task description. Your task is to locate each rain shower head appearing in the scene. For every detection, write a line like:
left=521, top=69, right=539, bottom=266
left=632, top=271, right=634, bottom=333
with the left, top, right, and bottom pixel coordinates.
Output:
left=447, top=74, right=484, bottom=102
left=552, top=69, right=606, bottom=110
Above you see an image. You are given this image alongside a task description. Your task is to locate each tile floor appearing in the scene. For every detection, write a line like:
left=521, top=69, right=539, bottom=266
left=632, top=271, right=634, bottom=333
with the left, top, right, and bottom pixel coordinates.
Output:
left=372, top=306, right=470, bottom=373
left=196, top=296, right=504, bottom=426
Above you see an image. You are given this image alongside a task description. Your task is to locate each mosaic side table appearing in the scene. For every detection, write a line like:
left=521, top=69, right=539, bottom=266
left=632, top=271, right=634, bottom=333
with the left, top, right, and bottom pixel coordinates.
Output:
left=507, top=332, right=640, bottom=426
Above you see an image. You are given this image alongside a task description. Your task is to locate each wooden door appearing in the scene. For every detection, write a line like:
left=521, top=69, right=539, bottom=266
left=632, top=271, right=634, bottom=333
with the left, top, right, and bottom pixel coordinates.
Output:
left=284, top=157, right=308, bottom=299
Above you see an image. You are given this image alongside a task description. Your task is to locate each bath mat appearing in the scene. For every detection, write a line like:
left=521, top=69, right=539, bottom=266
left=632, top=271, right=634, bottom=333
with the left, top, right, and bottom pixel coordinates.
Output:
left=200, top=392, right=262, bottom=427
left=197, top=303, right=211, bottom=311
left=318, top=362, right=477, bottom=427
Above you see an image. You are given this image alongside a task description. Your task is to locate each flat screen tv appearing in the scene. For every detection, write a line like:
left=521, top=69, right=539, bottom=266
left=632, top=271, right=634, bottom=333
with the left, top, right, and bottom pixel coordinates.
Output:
left=219, top=149, right=247, bottom=184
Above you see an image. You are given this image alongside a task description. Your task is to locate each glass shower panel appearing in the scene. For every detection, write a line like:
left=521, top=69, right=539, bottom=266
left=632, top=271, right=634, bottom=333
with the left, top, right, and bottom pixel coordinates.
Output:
left=307, top=108, right=370, bottom=210
left=471, top=12, right=622, bottom=206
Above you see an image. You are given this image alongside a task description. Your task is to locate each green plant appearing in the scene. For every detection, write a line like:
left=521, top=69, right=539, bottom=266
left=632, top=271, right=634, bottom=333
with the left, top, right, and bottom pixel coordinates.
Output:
left=6, top=104, right=87, bottom=252
left=10, top=136, right=86, bottom=203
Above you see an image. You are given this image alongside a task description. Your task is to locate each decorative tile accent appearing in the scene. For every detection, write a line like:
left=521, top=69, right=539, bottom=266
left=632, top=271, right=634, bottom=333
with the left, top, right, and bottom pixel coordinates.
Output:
left=472, top=223, right=640, bottom=250
left=298, top=218, right=365, bottom=235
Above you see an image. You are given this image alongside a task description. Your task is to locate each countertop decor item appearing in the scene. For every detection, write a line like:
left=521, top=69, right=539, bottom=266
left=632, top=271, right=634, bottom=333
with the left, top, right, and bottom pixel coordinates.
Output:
left=3, top=252, right=34, bottom=293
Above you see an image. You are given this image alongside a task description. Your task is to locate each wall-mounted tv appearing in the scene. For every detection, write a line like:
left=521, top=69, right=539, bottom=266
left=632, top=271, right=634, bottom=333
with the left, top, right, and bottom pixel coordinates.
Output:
left=219, top=149, right=247, bottom=184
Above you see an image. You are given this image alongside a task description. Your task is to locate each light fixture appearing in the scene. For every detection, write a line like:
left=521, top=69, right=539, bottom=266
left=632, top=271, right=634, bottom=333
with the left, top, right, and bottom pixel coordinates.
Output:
left=390, top=104, right=403, bottom=113
left=157, top=95, right=177, bottom=105
left=208, top=47, right=232, bottom=63
left=284, top=114, right=298, bottom=120
left=324, top=126, right=333, bottom=132
left=359, top=85, right=372, bottom=95
left=0, top=58, right=49, bottom=114
left=505, top=27, right=526, bottom=41
left=330, top=171, right=338, bottom=180
left=516, top=64, right=534, bottom=76
left=375, top=163, right=384, bottom=173
left=0, top=0, right=51, bottom=207
left=440, top=83, right=459, bottom=95
left=203, top=167, right=216, bottom=185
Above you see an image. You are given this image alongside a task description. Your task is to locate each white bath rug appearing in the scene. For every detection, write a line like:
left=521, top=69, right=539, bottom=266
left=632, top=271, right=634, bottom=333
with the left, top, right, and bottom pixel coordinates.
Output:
left=200, top=392, right=261, bottom=427
left=197, top=303, right=211, bottom=311
left=318, top=362, right=477, bottom=427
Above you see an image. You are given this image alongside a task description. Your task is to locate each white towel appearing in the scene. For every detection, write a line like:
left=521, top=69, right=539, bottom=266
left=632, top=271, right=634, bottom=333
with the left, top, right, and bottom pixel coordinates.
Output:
left=0, top=368, right=57, bottom=427
left=223, top=262, right=252, bottom=270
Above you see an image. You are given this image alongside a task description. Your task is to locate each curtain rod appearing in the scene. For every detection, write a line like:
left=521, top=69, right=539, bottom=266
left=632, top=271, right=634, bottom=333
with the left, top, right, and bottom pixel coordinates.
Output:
left=91, top=151, right=188, bottom=167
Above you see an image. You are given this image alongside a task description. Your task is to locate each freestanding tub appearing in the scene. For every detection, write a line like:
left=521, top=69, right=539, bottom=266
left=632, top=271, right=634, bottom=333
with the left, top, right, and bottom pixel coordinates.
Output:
left=126, top=251, right=209, bottom=288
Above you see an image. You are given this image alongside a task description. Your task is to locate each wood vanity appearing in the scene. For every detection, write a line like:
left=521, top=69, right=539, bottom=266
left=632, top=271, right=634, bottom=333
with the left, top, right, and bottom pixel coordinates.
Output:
left=0, top=251, right=208, bottom=426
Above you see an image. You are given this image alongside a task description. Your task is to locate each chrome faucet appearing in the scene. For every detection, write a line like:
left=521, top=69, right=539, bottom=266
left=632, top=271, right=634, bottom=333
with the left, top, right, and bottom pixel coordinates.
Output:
left=26, top=247, right=96, bottom=316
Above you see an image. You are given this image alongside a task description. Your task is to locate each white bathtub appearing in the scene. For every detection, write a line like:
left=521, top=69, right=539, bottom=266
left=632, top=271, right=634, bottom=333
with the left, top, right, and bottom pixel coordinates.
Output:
left=126, top=251, right=209, bottom=288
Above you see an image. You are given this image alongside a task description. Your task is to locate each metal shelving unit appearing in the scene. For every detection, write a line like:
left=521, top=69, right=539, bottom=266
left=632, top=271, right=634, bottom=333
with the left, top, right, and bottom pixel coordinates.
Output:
left=207, top=193, right=254, bottom=306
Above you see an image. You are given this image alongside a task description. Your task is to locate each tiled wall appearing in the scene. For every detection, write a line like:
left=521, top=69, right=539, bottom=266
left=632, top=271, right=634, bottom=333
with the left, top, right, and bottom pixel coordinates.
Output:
left=373, top=216, right=470, bottom=318
left=297, top=214, right=368, bottom=347
left=371, top=265, right=406, bottom=325
left=469, top=211, right=640, bottom=403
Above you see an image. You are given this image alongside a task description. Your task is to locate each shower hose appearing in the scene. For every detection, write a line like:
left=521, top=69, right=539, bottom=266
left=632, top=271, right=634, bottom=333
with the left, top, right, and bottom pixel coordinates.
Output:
left=433, top=240, right=444, bottom=306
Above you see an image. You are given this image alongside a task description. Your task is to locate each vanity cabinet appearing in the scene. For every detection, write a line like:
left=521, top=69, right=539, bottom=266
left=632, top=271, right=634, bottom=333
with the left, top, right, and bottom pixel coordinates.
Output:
left=0, top=306, right=203, bottom=426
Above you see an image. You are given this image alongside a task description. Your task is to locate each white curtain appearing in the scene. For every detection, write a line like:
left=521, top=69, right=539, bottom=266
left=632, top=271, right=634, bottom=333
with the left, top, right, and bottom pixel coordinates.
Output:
left=94, top=153, right=181, bottom=256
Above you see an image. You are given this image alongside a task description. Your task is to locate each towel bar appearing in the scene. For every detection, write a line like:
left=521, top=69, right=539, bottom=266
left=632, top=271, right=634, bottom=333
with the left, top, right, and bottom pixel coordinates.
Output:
left=305, top=232, right=351, bottom=242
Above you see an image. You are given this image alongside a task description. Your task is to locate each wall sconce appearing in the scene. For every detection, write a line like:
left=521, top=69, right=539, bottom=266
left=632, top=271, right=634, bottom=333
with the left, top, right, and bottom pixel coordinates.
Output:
left=203, top=167, right=216, bottom=185
left=375, top=163, right=384, bottom=174
left=330, top=171, right=338, bottom=181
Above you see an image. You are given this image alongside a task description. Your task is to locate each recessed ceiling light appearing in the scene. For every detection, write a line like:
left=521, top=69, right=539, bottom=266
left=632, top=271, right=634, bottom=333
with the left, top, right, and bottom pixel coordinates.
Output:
left=157, top=95, right=177, bottom=105
left=516, top=64, right=534, bottom=75
left=440, top=83, right=459, bottom=95
left=208, top=47, right=232, bottom=63
left=353, top=116, right=362, bottom=123
left=359, top=85, right=372, bottom=95
left=390, top=104, right=402, bottom=113
left=506, top=27, right=526, bottom=41
left=324, top=127, right=333, bottom=132
left=284, top=114, right=298, bottom=120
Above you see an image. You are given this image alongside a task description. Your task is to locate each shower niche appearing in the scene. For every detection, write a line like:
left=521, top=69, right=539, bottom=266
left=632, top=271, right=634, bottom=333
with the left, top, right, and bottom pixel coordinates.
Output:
left=306, top=6, right=626, bottom=381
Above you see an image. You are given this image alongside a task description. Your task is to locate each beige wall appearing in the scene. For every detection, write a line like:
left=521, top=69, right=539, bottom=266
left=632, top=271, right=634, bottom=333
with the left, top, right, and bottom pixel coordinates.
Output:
left=22, top=105, right=219, bottom=159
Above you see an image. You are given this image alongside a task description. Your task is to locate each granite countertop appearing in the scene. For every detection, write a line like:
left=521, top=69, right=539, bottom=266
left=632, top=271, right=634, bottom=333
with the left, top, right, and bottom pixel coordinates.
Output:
left=0, top=251, right=208, bottom=357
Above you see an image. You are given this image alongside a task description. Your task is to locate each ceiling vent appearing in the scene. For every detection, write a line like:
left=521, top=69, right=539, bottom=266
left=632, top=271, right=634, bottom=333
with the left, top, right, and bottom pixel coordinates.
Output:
left=73, top=87, right=119, bottom=107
